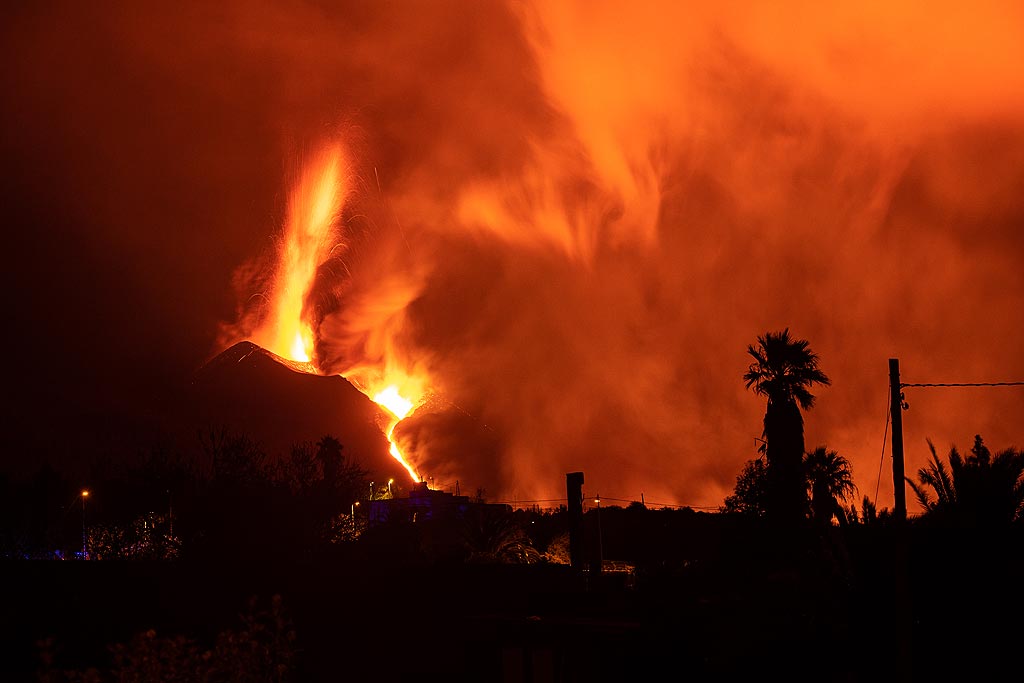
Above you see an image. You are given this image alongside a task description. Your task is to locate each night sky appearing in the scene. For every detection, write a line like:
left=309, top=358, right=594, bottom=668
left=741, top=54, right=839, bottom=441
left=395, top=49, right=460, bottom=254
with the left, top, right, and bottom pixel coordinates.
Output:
left=3, top=1, right=1022, bottom=508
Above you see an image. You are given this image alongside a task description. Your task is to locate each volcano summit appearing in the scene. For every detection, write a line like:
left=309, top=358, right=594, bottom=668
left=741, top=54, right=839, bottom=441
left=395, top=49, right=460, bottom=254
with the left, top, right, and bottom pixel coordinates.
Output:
left=186, top=341, right=408, bottom=484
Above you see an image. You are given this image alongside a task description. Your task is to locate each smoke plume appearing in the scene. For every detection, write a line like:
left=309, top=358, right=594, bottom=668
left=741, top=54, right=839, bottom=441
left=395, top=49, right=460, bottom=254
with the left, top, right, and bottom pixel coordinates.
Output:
left=19, top=1, right=1017, bottom=506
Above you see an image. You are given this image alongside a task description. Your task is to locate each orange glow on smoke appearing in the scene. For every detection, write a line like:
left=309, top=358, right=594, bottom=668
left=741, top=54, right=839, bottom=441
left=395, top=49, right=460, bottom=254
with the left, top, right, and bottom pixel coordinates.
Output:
left=210, top=1, right=1024, bottom=510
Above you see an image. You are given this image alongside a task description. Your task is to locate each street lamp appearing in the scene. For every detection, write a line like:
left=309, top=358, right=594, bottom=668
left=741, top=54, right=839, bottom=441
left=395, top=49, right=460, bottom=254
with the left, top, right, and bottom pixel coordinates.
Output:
left=370, top=481, right=374, bottom=501
left=80, top=490, right=89, bottom=560
left=387, top=478, right=393, bottom=497
left=595, top=494, right=603, bottom=570
left=351, top=501, right=359, bottom=531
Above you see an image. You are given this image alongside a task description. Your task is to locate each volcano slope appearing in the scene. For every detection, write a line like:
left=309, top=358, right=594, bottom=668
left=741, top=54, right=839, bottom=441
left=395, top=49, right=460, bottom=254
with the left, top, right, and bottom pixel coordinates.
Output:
left=185, top=340, right=407, bottom=484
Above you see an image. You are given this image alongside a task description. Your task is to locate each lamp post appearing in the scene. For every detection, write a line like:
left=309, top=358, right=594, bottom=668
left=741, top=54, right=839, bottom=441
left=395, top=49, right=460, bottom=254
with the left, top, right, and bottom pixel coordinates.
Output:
left=370, top=482, right=374, bottom=501
left=595, top=494, right=603, bottom=571
left=351, top=501, right=359, bottom=531
left=80, top=490, right=89, bottom=560
left=387, top=478, right=393, bottom=498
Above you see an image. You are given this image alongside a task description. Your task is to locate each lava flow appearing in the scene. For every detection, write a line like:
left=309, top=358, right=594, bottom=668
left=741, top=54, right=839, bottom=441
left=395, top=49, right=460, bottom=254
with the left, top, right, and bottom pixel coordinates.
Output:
left=372, top=385, right=419, bottom=482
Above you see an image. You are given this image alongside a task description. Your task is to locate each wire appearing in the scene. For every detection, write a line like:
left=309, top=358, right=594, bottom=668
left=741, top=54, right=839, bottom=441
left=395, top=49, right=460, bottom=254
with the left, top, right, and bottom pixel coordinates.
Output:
left=642, top=503, right=721, bottom=510
left=877, top=377, right=1022, bottom=504
left=901, top=381, right=1024, bottom=388
left=596, top=496, right=716, bottom=510
left=874, top=385, right=891, bottom=506
left=493, top=495, right=717, bottom=510
left=493, top=498, right=568, bottom=505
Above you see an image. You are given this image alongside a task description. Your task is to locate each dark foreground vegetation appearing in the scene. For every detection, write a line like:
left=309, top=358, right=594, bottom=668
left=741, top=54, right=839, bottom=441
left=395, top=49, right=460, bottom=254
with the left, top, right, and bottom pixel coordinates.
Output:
left=3, top=496, right=1023, bottom=682
left=4, top=330, right=1021, bottom=682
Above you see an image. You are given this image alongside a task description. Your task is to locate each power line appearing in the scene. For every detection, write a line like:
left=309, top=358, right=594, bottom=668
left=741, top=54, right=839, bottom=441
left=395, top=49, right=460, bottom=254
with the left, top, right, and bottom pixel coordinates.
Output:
left=882, top=374, right=1022, bottom=506
left=643, top=502, right=720, bottom=510
left=873, top=386, right=891, bottom=507
left=493, top=495, right=717, bottom=510
left=493, top=498, right=567, bottom=505
left=901, top=381, right=1024, bottom=388
left=596, top=496, right=714, bottom=510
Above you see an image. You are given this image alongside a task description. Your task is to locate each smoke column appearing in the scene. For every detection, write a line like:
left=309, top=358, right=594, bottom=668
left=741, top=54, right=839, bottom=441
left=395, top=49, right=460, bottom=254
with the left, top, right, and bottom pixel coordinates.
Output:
left=211, top=0, right=1024, bottom=508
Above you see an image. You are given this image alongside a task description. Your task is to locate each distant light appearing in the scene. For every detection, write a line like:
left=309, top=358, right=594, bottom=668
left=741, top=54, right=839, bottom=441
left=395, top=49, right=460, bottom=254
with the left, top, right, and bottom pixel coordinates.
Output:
left=81, top=490, right=89, bottom=498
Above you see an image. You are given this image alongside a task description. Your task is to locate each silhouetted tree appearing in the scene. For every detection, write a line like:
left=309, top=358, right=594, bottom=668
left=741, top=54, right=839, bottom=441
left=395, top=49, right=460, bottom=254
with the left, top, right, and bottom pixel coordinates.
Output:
left=723, top=447, right=856, bottom=524
left=37, top=595, right=296, bottom=682
left=722, top=456, right=769, bottom=517
left=271, top=436, right=369, bottom=548
left=277, top=442, right=320, bottom=495
left=200, top=429, right=269, bottom=486
left=0, top=464, right=76, bottom=558
left=315, top=435, right=344, bottom=485
left=804, top=446, right=857, bottom=526
left=87, top=511, right=179, bottom=560
left=744, top=329, right=830, bottom=525
left=844, top=495, right=892, bottom=525
left=906, top=435, right=1024, bottom=526
left=460, top=506, right=540, bottom=563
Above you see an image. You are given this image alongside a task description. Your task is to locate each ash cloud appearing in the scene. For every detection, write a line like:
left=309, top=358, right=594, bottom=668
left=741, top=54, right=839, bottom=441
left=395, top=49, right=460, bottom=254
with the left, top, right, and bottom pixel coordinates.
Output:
left=6, top=1, right=1021, bottom=504
left=302, top=1, right=1024, bottom=507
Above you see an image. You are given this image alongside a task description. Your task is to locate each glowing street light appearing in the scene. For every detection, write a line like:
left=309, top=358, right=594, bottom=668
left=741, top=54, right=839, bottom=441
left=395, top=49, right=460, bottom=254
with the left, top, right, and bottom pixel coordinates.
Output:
left=387, top=478, right=394, bottom=497
left=80, top=490, right=89, bottom=560
left=351, top=501, right=360, bottom=531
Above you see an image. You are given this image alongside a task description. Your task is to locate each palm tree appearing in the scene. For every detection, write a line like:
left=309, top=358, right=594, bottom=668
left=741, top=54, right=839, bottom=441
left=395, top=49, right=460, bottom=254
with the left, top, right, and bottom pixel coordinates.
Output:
left=906, top=435, right=1024, bottom=526
left=804, top=446, right=857, bottom=526
left=316, top=435, right=344, bottom=485
left=845, top=496, right=888, bottom=525
left=744, top=329, right=831, bottom=525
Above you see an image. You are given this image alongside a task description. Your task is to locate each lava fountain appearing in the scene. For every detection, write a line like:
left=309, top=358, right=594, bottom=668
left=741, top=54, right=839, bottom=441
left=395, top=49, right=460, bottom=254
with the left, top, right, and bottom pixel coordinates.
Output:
left=244, top=141, right=426, bottom=483
left=250, top=144, right=346, bottom=364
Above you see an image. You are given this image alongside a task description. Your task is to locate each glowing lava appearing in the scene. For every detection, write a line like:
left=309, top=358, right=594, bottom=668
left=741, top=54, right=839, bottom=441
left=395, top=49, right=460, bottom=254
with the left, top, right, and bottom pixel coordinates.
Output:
left=254, top=145, right=347, bottom=364
left=244, top=140, right=428, bottom=484
left=373, top=384, right=420, bottom=483
left=373, top=385, right=414, bottom=419
left=353, top=368, right=430, bottom=482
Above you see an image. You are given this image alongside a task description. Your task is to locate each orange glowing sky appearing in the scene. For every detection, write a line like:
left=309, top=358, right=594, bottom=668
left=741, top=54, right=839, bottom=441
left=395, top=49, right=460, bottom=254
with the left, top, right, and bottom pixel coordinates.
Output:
left=3, top=1, right=1022, bottom=509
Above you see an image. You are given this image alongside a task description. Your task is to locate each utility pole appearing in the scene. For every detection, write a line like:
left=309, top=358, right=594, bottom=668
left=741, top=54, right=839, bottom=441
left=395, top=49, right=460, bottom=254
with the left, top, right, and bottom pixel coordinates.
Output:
left=889, top=358, right=907, bottom=521
left=566, top=472, right=585, bottom=569
left=888, top=358, right=913, bottom=679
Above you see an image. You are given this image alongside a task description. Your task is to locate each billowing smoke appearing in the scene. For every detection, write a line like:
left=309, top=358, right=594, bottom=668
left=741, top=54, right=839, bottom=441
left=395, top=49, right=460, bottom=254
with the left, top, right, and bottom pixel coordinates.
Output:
left=202, top=1, right=1024, bottom=507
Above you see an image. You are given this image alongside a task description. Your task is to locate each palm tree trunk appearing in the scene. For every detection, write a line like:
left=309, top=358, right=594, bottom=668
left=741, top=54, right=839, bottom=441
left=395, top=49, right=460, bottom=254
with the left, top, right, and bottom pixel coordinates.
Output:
left=764, top=399, right=806, bottom=525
